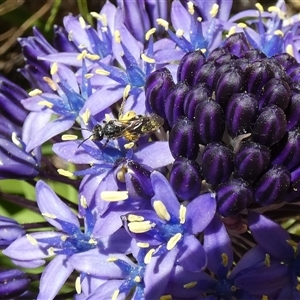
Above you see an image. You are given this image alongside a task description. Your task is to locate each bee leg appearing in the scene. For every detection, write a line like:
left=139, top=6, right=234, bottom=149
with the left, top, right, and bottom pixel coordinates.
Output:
left=100, top=138, right=110, bottom=149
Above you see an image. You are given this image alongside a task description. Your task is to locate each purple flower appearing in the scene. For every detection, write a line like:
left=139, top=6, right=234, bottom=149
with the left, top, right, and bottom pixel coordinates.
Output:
left=3, top=181, right=131, bottom=299
left=0, top=216, right=25, bottom=249
left=123, top=171, right=216, bottom=277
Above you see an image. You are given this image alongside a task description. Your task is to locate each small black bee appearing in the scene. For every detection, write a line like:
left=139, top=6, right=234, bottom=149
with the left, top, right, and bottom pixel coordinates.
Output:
left=78, top=111, right=164, bottom=148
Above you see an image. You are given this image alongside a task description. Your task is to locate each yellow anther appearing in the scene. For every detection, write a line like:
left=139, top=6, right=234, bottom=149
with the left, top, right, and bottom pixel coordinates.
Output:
left=80, top=195, right=88, bottom=208
left=77, top=50, right=87, bottom=60
left=166, top=233, right=182, bottom=250
left=68, top=31, right=73, bottom=42
left=57, top=169, right=74, bottom=177
left=267, top=6, right=280, bottom=13
left=144, top=248, right=155, bottom=264
left=124, top=142, right=135, bottom=149
left=183, top=281, right=197, bottom=289
left=187, top=1, right=194, bottom=15
left=43, top=77, right=57, bottom=91
left=156, top=18, right=169, bottom=30
left=227, top=26, right=236, bottom=37
left=75, top=277, right=82, bottom=294
left=179, top=205, right=186, bottom=224
left=11, top=132, right=21, bottom=147
left=90, top=12, right=101, bottom=19
left=262, top=296, right=268, bottom=300
left=176, top=29, right=184, bottom=38
left=61, top=134, right=78, bottom=141
left=42, top=213, right=56, bottom=219
left=85, top=53, right=100, bottom=61
left=38, top=100, right=53, bottom=108
left=141, top=53, right=155, bottom=64
left=160, top=295, right=172, bottom=300
left=137, top=242, right=150, bottom=248
left=127, top=214, right=144, bottom=222
left=120, top=110, right=136, bottom=121
left=153, top=200, right=171, bottom=221
left=197, top=16, right=202, bottom=22
left=231, top=286, right=237, bottom=292
left=101, top=191, right=129, bottom=202
left=107, top=256, right=118, bottom=262
left=88, top=238, right=97, bottom=245
left=79, top=16, right=86, bottom=28
left=111, top=289, right=120, bottom=300
left=274, top=30, right=284, bottom=37
left=26, top=234, right=38, bottom=246
left=48, top=247, right=55, bottom=256
left=209, top=3, right=219, bottom=18
left=221, top=253, right=228, bottom=267
left=237, top=23, right=247, bottom=28
left=286, top=44, right=294, bottom=57
left=123, top=84, right=131, bottom=100
left=114, top=30, right=121, bottom=43
left=61, top=235, right=68, bottom=241
left=50, top=62, right=58, bottom=75
left=82, top=108, right=91, bottom=125
left=95, top=68, right=111, bottom=76
left=134, top=276, right=141, bottom=283
left=28, top=89, right=43, bottom=96
left=84, top=74, right=94, bottom=79
left=145, top=28, right=156, bottom=41
left=128, top=221, right=155, bottom=233
left=255, top=3, right=264, bottom=13
left=265, top=253, right=271, bottom=267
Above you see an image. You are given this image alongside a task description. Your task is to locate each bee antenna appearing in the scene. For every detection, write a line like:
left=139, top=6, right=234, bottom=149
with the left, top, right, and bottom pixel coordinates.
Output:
left=77, top=133, right=94, bottom=148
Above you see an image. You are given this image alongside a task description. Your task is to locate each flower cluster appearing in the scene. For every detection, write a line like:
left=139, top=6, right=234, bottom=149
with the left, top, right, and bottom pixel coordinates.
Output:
left=1, top=0, right=300, bottom=299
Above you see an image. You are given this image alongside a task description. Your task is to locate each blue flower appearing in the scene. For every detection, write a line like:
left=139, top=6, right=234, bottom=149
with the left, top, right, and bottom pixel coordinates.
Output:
left=123, top=171, right=216, bottom=277
left=3, top=181, right=131, bottom=300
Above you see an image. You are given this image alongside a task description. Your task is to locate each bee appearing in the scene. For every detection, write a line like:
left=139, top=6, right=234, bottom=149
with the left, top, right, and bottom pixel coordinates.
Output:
left=78, top=110, right=164, bottom=149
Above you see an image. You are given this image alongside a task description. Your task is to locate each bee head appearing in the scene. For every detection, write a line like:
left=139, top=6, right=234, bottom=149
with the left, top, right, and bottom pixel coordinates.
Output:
left=92, top=124, right=104, bottom=141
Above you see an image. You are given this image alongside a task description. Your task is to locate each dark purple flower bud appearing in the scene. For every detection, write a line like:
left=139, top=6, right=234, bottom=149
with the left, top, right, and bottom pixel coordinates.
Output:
left=170, top=157, right=201, bottom=201
left=0, top=77, right=28, bottom=139
left=145, top=67, right=175, bottom=118
left=258, top=78, right=290, bottom=111
left=272, top=129, right=300, bottom=171
left=215, top=69, right=245, bottom=109
left=206, top=47, right=229, bottom=62
left=194, top=99, right=225, bottom=145
left=183, top=83, right=212, bottom=120
left=252, top=105, right=286, bottom=147
left=272, top=53, right=298, bottom=70
left=226, top=93, right=258, bottom=136
left=0, top=269, right=30, bottom=299
left=214, top=52, right=236, bottom=67
left=254, top=165, right=291, bottom=206
left=286, top=64, right=300, bottom=82
left=169, top=117, right=199, bottom=160
left=193, top=61, right=217, bottom=87
left=235, top=141, right=271, bottom=181
left=221, top=33, right=251, bottom=57
left=0, top=139, right=39, bottom=179
left=53, top=25, right=78, bottom=52
left=165, top=81, right=189, bottom=126
left=177, top=50, right=206, bottom=85
left=212, top=63, right=235, bottom=90
left=0, top=216, right=25, bottom=249
left=216, top=178, right=254, bottom=216
left=202, top=143, right=234, bottom=185
left=244, top=60, right=276, bottom=95
left=231, top=58, right=249, bottom=71
left=241, top=49, right=266, bottom=62
left=285, top=166, right=300, bottom=202
left=286, top=93, right=300, bottom=131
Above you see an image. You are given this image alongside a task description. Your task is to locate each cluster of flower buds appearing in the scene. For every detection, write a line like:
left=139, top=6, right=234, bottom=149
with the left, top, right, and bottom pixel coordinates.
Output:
left=146, top=32, right=300, bottom=216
